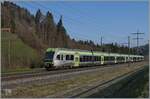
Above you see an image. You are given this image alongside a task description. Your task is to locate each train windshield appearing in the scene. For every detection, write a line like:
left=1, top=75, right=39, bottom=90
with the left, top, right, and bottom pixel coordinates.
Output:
left=45, top=51, right=55, bottom=60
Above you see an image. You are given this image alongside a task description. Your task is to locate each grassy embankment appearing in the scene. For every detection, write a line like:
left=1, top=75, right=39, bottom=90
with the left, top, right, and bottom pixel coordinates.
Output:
left=116, top=65, right=149, bottom=98
left=87, top=65, right=149, bottom=98
left=1, top=32, right=42, bottom=74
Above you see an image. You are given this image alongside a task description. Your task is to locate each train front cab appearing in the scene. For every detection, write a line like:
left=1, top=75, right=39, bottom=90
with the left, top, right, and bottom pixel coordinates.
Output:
left=44, top=49, right=56, bottom=70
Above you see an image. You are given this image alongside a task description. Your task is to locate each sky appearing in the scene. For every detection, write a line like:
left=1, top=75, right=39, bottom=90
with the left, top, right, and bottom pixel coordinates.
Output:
left=14, top=1, right=149, bottom=47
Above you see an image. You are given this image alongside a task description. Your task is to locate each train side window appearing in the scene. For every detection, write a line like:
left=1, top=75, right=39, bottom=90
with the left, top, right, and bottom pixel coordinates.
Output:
left=109, top=56, right=111, bottom=61
left=94, top=56, right=96, bottom=61
left=97, top=56, right=99, bottom=61
left=96, top=56, right=98, bottom=61
left=98, top=56, right=101, bottom=61
left=85, top=56, right=87, bottom=62
left=84, top=56, right=87, bottom=62
left=93, top=56, right=94, bottom=61
left=80, top=56, right=82, bottom=62
left=85, top=56, right=88, bottom=62
left=66, top=55, right=69, bottom=60
left=83, top=56, right=85, bottom=62
left=105, top=56, right=108, bottom=61
left=70, top=55, right=74, bottom=60
left=110, top=56, right=114, bottom=61
left=86, top=56, right=88, bottom=62
left=87, top=56, right=89, bottom=62
left=89, top=56, right=91, bottom=61
left=87, top=56, right=89, bottom=61
left=56, top=55, right=60, bottom=60
left=88, top=56, right=90, bottom=61
left=82, top=56, right=84, bottom=62
left=108, top=56, right=110, bottom=61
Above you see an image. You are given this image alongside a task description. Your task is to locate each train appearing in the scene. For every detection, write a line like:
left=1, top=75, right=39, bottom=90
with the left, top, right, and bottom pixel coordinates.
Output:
left=44, top=48, right=144, bottom=70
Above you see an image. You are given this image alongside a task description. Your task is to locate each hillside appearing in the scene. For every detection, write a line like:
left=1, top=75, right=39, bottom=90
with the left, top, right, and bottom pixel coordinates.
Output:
left=1, top=1, right=46, bottom=54
left=1, top=32, right=42, bottom=72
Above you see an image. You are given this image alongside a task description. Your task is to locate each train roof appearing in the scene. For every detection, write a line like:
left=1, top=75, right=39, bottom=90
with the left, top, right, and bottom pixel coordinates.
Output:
left=46, top=48, right=143, bottom=57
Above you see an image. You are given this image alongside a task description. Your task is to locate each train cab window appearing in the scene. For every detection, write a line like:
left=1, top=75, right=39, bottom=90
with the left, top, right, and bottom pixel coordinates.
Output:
left=45, top=51, right=55, bottom=60
left=56, top=55, right=60, bottom=60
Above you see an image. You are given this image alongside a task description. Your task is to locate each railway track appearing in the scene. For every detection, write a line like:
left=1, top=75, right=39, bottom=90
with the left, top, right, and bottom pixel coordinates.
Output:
left=2, top=62, right=146, bottom=89
left=2, top=62, right=136, bottom=81
left=1, top=63, right=136, bottom=89
left=2, top=61, right=147, bottom=98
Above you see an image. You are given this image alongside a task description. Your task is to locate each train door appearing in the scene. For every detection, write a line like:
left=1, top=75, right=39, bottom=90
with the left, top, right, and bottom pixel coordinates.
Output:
left=115, top=56, right=117, bottom=63
left=101, top=56, right=104, bottom=65
left=74, top=52, right=79, bottom=67
left=125, top=57, right=127, bottom=62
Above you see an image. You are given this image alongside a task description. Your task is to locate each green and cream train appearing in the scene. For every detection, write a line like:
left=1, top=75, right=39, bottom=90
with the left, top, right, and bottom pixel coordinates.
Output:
left=44, top=48, right=144, bottom=70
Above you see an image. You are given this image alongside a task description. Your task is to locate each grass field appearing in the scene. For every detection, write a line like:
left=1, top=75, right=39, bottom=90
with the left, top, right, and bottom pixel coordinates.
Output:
left=1, top=32, right=41, bottom=73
